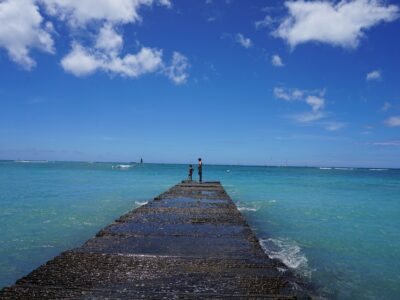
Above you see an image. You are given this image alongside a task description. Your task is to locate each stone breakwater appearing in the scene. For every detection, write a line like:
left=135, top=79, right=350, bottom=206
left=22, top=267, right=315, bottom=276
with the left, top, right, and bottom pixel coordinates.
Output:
left=0, top=181, right=310, bottom=299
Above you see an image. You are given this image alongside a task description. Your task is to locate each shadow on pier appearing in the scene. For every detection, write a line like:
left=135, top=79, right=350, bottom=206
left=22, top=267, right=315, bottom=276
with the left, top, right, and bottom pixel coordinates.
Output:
left=0, top=181, right=310, bottom=299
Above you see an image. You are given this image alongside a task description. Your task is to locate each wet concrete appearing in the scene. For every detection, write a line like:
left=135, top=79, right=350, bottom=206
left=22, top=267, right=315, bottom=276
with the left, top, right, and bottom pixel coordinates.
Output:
left=0, top=181, right=310, bottom=299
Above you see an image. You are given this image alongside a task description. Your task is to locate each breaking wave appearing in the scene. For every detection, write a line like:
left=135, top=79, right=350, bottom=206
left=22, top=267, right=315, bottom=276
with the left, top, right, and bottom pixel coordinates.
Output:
left=112, top=164, right=133, bottom=169
left=238, top=206, right=258, bottom=212
left=260, top=238, right=311, bottom=278
left=15, top=160, right=48, bottom=163
left=135, top=201, right=148, bottom=206
left=237, top=199, right=277, bottom=212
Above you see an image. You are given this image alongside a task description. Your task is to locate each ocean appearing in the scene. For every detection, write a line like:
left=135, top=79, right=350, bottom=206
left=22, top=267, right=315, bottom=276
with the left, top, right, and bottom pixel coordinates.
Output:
left=0, top=161, right=399, bottom=299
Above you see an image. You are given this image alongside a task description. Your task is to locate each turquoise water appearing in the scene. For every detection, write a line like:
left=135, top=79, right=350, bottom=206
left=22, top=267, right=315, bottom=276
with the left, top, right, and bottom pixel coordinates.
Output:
left=0, top=162, right=399, bottom=299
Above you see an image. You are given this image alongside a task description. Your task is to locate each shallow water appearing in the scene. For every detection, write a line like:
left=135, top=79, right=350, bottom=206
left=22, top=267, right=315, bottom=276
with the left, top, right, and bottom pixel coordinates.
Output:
left=0, top=161, right=399, bottom=299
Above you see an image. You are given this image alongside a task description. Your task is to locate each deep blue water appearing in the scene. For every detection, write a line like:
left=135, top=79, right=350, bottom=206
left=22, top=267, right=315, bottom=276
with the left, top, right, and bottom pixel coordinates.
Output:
left=0, top=161, right=399, bottom=299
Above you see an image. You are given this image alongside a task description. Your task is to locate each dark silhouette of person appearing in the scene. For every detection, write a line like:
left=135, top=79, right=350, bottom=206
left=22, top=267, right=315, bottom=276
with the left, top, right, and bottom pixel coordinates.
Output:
left=198, top=158, right=203, bottom=183
left=188, top=165, right=193, bottom=181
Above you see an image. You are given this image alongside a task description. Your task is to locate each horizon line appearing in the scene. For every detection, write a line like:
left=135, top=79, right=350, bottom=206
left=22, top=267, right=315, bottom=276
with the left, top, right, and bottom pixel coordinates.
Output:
left=1, top=159, right=398, bottom=170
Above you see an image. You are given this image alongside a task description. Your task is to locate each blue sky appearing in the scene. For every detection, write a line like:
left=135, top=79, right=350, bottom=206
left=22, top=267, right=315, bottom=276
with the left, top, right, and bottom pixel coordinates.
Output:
left=0, top=0, right=400, bottom=167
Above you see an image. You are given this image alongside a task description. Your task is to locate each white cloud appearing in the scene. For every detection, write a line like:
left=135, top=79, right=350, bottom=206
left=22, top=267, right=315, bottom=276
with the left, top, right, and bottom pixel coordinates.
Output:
left=275, top=87, right=344, bottom=130
left=292, top=89, right=304, bottom=99
left=61, top=42, right=163, bottom=77
left=95, top=23, right=123, bottom=54
left=0, top=0, right=176, bottom=74
left=382, top=102, right=392, bottom=111
left=306, top=95, right=325, bottom=112
left=0, top=0, right=188, bottom=84
left=384, top=116, right=400, bottom=127
left=41, top=0, right=171, bottom=26
left=0, top=0, right=54, bottom=69
left=271, top=54, right=284, bottom=67
left=274, top=0, right=399, bottom=49
left=325, top=121, right=346, bottom=131
left=235, top=33, right=253, bottom=48
left=255, top=15, right=275, bottom=29
left=274, top=87, right=291, bottom=100
left=61, top=43, right=101, bottom=76
left=62, top=35, right=187, bottom=84
left=373, top=140, right=400, bottom=146
left=106, top=47, right=164, bottom=77
left=274, top=87, right=326, bottom=112
left=273, top=87, right=303, bottom=101
left=165, top=52, right=190, bottom=85
left=158, top=0, right=171, bottom=8
left=290, top=112, right=325, bottom=123
left=53, top=1, right=186, bottom=83
left=366, top=69, right=382, bottom=81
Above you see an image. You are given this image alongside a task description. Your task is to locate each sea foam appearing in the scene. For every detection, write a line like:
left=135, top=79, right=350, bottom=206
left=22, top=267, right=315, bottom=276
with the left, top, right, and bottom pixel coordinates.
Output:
left=112, top=164, right=133, bottom=169
left=260, top=238, right=311, bottom=278
left=15, top=160, right=48, bottom=163
left=238, top=206, right=258, bottom=212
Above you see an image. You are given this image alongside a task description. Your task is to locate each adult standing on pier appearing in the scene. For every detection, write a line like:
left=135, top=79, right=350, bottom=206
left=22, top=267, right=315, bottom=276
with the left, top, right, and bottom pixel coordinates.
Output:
left=198, top=158, right=203, bottom=183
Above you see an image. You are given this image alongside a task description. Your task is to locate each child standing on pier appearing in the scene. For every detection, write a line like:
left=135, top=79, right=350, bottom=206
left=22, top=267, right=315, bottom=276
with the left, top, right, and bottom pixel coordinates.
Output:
left=188, top=165, right=194, bottom=181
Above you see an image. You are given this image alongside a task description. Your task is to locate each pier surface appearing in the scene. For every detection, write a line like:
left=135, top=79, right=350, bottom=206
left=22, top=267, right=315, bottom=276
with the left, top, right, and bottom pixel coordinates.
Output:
left=1, top=181, right=308, bottom=299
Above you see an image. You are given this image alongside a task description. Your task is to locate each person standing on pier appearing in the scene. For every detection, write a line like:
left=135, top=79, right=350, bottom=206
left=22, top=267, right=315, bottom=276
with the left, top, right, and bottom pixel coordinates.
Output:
left=188, top=165, right=194, bottom=181
left=198, top=158, right=203, bottom=183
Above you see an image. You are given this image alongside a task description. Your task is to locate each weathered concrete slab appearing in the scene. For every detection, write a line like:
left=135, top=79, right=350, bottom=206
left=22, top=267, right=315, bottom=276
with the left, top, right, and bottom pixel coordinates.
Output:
left=0, top=181, right=310, bottom=299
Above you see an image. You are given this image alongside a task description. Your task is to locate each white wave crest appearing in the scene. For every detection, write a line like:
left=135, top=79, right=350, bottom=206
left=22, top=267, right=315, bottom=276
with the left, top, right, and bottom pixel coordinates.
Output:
left=319, top=167, right=332, bottom=170
left=238, top=206, right=258, bottom=212
left=334, top=167, right=354, bottom=171
left=113, top=164, right=133, bottom=169
left=135, top=201, right=148, bottom=206
left=260, top=238, right=311, bottom=278
left=369, top=168, right=388, bottom=171
left=15, top=160, right=48, bottom=163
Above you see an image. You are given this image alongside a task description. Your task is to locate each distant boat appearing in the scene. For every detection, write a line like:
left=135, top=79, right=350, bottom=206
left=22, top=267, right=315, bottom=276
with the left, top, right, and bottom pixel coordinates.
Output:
left=140, top=158, right=143, bottom=164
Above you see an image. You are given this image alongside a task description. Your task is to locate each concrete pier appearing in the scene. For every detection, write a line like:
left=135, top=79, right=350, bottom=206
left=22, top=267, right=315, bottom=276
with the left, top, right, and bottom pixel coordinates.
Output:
left=1, top=181, right=309, bottom=299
